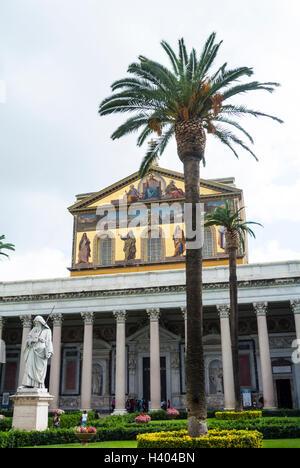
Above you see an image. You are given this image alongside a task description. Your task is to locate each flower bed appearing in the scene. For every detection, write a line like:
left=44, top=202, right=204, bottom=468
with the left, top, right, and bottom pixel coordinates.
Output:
left=134, top=414, right=151, bottom=424
left=74, top=426, right=97, bottom=446
left=137, top=429, right=263, bottom=449
left=166, top=409, right=179, bottom=419
left=215, top=411, right=262, bottom=420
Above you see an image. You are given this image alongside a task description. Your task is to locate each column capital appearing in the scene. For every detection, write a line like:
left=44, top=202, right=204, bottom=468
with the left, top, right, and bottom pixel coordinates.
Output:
left=113, top=310, right=127, bottom=323
left=147, top=308, right=160, bottom=321
left=20, top=315, right=32, bottom=328
left=81, top=311, right=94, bottom=325
left=253, top=302, right=268, bottom=316
left=217, top=304, right=230, bottom=319
left=291, top=300, right=300, bottom=315
left=51, top=313, right=63, bottom=326
left=0, top=317, right=6, bottom=328
left=180, top=306, right=187, bottom=319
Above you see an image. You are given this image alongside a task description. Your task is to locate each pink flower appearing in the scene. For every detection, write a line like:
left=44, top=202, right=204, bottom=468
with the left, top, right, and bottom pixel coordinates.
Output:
left=87, top=427, right=97, bottom=433
left=166, top=408, right=179, bottom=416
left=135, top=414, right=151, bottom=423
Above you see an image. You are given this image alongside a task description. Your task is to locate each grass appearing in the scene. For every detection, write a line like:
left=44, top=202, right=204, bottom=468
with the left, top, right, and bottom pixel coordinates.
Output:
left=27, top=439, right=300, bottom=449
left=28, top=440, right=138, bottom=449
left=263, top=439, right=300, bottom=449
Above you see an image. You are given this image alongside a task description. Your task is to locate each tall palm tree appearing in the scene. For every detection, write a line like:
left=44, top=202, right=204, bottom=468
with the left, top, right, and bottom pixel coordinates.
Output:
left=0, top=235, right=15, bottom=258
left=98, top=32, right=282, bottom=436
left=205, top=200, right=262, bottom=411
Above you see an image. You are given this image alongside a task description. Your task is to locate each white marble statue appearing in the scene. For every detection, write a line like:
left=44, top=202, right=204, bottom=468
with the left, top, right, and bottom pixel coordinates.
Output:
left=22, top=316, right=53, bottom=389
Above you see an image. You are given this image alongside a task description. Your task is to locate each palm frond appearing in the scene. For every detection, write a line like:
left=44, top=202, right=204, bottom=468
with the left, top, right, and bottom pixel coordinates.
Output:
left=111, top=114, right=150, bottom=140
left=0, top=235, right=15, bottom=258
left=139, top=140, right=161, bottom=177
left=220, top=104, right=283, bottom=123
left=222, top=81, right=280, bottom=101
left=99, top=33, right=282, bottom=172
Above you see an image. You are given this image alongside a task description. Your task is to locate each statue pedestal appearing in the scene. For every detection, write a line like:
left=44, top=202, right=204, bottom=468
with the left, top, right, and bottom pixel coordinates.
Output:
left=11, top=387, right=54, bottom=431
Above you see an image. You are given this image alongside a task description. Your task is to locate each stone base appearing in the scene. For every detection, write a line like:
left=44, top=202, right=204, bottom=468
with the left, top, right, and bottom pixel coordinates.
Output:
left=11, top=387, right=54, bottom=431
left=112, top=408, right=128, bottom=415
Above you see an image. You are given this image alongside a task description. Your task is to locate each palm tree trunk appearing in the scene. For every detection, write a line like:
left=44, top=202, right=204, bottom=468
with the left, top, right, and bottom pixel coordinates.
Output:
left=183, top=155, right=207, bottom=437
left=228, top=245, right=243, bottom=412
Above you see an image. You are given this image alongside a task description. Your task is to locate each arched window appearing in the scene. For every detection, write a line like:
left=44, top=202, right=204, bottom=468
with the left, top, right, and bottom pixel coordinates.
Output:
left=203, top=227, right=215, bottom=257
left=93, top=233, right=115, bottom=266
left=141, top=227, right=165, bottom=263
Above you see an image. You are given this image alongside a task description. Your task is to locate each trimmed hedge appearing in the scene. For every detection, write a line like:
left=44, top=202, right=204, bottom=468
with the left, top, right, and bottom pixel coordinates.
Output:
left=137, top=429, right=263, bottom=449
left=208, top=418, right=300, bottom=439
left=215, top=411, right=262, bottom=420
left=0, top=425, right=186, bottom=448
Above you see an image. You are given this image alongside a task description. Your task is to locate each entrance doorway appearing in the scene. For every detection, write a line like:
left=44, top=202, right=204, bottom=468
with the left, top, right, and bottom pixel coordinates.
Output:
left=276, top=379, right=293, bottom=408
left=143, top=357, right=167, bottom=402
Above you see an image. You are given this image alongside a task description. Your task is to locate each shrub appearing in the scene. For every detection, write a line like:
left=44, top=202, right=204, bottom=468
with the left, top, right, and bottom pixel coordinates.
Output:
left=137, top=429, right=263, bottom=449
left=215, top=411, right=262, bottom=420
left=208, top=418, right=300, bottom=439
left=0, top=418, right=12, bottom=432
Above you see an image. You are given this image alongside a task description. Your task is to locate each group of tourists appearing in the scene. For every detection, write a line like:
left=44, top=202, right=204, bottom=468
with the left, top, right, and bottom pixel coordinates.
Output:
left=125, top=398, right=150, bottom=413
left=124, top=398, right=172, bottom=413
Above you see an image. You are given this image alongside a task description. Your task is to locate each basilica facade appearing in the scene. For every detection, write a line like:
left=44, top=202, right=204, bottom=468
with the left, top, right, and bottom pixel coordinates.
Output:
left=0, top=167, right=300, bottom=412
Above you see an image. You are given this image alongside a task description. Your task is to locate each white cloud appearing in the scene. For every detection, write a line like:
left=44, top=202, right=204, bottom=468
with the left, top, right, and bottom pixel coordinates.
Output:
left=0, top=248, right=69, bottom=282
left=250, top=240, right=300, bottom=264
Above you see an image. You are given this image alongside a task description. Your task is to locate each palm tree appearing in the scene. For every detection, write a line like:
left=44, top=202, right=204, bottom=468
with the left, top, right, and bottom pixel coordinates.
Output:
left=98, top=32, right=282, bottom=436
left=205, top=200, right=262, bottom=411
left=0, top=235, right=15, bottom=258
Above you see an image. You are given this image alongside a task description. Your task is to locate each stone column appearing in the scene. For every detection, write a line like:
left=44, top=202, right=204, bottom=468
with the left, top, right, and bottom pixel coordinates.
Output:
left=18, top=315, right=32, bottom=387
left=113, top=310, right=127, bottom=415
left=0, top=317, right=5, bottom=363
left=291, top=300, right=300, bottom=341
left=217, top=305, right=235, bottom=410
left=254, top=302, right=276, bottom=409
left=181, top=307, right=187, bottom=354
left=80, top=312, right=94, bottom=411
left=0, top=318, right=6, bottom=379
left=49, top=313, right=63, bottom=409
left=147, top=308, right=161, bottom=411
left=0, top=317, right=5, bottom=341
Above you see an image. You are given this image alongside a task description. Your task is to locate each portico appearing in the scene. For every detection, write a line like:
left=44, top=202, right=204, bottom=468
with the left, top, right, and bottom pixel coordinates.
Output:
left=0, top=261, right=300, bottom=412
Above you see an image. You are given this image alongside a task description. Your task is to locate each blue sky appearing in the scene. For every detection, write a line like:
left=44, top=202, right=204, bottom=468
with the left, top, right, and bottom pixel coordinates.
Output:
left=0, top=0, right=299, bottom=280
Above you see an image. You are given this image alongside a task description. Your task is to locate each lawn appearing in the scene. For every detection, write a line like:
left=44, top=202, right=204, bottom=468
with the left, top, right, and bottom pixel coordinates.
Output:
left=28, top=439, right=300, bottom=448
left=29, top=440, right=138, bottom=448
left=263, top=439, right=300, bottom=449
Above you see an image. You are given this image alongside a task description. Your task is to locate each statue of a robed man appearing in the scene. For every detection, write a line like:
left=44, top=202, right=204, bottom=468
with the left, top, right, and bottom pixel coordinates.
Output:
left=22, top=316, right=53, bottom=389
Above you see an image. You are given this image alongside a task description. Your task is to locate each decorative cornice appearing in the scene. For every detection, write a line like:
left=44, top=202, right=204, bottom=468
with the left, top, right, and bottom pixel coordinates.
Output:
left=147, top=308, right=160, bottom=321
left=1, top=277, right=299, bottom=304
left=253, top=302, right=268, bottom=317
left=217, top=304, right=230, bottom=319
left=81, top=311, right=94, bottom=325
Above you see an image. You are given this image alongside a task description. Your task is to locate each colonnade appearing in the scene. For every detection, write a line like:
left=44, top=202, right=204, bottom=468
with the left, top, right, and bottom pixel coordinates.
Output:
left=0, top=299, right=299, bottom=411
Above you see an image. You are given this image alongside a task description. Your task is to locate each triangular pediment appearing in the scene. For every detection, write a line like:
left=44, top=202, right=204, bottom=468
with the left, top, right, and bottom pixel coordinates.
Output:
left=68, top=166, right=242, bottom=214
left=127, top=324, right=181, bottom=343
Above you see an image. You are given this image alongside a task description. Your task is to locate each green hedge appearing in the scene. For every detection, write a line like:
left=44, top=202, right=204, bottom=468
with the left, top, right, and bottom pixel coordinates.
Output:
left=0, top=425, right=186, bottom=448
left=208, top=418, right=300, bottom=439
left=2, top=419, right=300, bottom=447
left=215, top=411, right=262, bottom=420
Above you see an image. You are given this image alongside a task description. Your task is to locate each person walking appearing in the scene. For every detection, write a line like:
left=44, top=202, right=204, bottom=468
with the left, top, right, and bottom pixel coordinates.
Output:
left=111, top=397, right=115, bottom=413
left=81, top=410, right=88, bottom=427
left=53, top=410, right=60, bottom=428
